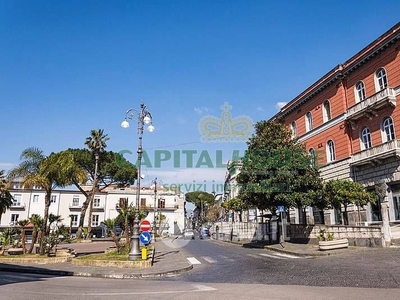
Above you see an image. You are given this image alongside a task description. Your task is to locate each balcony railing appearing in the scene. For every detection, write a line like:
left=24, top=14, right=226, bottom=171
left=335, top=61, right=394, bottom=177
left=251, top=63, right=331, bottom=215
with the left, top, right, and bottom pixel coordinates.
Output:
left=351, top=139, right=400, bottom=166
left=10, top=203, right=26, bottom=209
left=69, top=204, right=82, bottom=209
left=346, top=88, right=396, bottom=123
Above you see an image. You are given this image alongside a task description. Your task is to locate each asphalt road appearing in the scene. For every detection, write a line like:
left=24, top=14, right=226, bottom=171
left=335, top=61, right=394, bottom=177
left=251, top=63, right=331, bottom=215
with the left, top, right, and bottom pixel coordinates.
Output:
left=162, top=238, right=400, bottom=288
left=1, top=238, right=400, bottom=299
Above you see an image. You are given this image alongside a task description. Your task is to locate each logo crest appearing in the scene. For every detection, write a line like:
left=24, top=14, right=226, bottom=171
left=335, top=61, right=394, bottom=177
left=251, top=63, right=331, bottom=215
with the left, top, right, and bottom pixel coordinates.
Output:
left=198, top=102, right=254, bottom=142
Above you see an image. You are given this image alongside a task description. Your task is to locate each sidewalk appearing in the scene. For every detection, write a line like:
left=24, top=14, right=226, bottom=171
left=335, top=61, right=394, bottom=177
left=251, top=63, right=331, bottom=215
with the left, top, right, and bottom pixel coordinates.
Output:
left=212, top=238, right=355, bottom=257
left=0, top=238, right=193, bottom=279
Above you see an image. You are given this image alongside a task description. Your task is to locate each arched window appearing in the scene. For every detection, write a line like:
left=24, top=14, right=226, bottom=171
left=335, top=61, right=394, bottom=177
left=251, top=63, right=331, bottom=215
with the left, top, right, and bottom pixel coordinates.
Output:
left=355, top=81, right=366, bottom=103
left=291, top=121, right=297, bottom=138
left=309, top=148, right=316, bottom=167
left=360, top=127, right=372, bottom=150
left=322, top=100, right=331, bottom=122
left=326, top=140, right=336, bottom=162
left=382, top=117, right=395, bottom=142
left=375, top=68, right=388, bottom=91
left=305, top=112, right=313, bottom=132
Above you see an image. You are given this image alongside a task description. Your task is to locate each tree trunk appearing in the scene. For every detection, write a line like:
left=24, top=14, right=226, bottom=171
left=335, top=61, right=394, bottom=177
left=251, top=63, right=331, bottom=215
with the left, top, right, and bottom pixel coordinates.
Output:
left=86, top=198, right=94, bottom=240
left=40, top=192, right=51, bottom=255
left=110, top=231, right=121, bottom=252
left=28, top=229, right=37, bottom=254
left=21, top=229, right=26, bottom=254
left=76, top=192, right=93, bottom=238
left=343, top=205, right=349, bottom=225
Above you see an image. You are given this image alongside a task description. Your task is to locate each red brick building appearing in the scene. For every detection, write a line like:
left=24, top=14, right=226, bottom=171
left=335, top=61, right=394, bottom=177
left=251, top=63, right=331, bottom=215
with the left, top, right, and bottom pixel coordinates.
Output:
left=273, top=22, right=400, bottom=226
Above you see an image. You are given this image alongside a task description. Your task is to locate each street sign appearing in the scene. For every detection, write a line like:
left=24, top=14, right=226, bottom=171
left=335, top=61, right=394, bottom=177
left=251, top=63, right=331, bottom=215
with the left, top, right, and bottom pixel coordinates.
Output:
left=139, top=231, right=151, bottom=245
left=277, top=206, right=285, bottom=213
left=140, top=220, right=151, bottom=232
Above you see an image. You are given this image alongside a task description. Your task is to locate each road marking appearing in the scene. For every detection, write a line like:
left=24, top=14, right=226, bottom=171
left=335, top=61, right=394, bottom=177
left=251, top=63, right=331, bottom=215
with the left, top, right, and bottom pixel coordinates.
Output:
left=202, top=256, right=217, bottom=263
left=187, top=257, right=202, bottom=264
left=219, top=255, right=235, bottom=262
left=259, top=252, right=300, bottom=259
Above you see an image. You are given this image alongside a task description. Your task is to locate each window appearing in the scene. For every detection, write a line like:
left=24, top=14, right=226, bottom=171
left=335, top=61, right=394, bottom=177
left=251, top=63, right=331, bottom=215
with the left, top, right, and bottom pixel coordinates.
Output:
left=50, top=195, right=57, bottom=204
left=305, top=112, right=313, bottom=132
left=33, top=195, right=39, bottom=203
left=158, top=198, right=165, bottom=209
left=322, top=100, right=331, bottom=122
left=12, top=194, right=22, bottom=206
left=382, top=117, right=395, bottom=142
left=92, top=215, right=99, bottom=227
left=355, top=81, right=366, bottom=103
left=13, top=184, right=21, bottom=189
left=93, top=198, right=100, bottom=207
left=326, top=140, right=336, bottom=162
left=33, top=185, right=41, bottom=190
left=375, top=68, right=388, bottom=91
left=72, top=196, right=80, bottom=207
left=291, top=121, right=297, bottom=138
left=360, top=127, right=372, bottom=150
left=70, top=215, right=78, bottom=226
left=309, top=148, right=316, bottom=167
left=140, top=198, right=146, bottom=208
left=10, top=214, right=19, bottom=224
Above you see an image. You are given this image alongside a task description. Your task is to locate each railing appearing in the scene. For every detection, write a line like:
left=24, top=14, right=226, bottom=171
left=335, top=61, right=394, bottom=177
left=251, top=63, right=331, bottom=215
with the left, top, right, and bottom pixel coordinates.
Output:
left=351, top=139, right=400, bottom=165
left=346, top=88, right=396, bottom=120
left=10, top=203, right=26, bottom=209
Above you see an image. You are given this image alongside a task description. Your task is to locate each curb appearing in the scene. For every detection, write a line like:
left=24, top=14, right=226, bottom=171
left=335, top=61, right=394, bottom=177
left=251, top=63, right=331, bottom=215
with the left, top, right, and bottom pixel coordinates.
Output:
left=0, top=263, right=194, bottom=279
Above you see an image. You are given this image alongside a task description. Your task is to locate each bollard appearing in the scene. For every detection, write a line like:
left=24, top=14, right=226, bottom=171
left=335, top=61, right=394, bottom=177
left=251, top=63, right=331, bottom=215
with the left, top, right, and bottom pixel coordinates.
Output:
left=141, top=247, right=147, bottom=260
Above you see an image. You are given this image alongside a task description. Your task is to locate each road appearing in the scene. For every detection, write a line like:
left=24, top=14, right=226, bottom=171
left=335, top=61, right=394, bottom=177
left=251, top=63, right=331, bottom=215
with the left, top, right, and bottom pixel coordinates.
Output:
left=1, top=238, right=400, bottom=300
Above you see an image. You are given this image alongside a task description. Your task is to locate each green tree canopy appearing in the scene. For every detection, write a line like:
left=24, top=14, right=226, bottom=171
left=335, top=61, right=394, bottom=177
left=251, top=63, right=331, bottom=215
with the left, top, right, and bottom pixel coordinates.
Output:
left=237, top=120, right=323, bottom=212
left=185, top=191, right=215, bottom=209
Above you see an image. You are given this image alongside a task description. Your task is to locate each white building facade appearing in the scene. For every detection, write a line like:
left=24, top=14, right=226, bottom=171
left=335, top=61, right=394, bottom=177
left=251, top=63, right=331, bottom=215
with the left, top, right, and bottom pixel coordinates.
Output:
left=1, top=185, right=185, bottom=237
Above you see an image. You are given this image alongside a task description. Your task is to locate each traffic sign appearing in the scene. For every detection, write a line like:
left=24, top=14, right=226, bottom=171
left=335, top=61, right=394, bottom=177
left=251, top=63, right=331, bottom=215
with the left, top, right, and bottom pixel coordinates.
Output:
left=277, top=206, right=285, bottom=213
left=140, top=219, right=151, bottom=232
left=139, top=231, right=151, bottom=245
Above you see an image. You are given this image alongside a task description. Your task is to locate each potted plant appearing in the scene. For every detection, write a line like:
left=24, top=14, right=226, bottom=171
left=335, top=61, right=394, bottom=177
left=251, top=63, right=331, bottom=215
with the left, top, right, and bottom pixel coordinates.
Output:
left=317, top=229, right=348, bottom=251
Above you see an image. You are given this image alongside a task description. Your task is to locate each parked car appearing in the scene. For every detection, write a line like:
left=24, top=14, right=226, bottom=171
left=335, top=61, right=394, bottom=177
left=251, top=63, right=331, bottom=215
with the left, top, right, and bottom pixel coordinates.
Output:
left=183, top=229, right=195, bottom=240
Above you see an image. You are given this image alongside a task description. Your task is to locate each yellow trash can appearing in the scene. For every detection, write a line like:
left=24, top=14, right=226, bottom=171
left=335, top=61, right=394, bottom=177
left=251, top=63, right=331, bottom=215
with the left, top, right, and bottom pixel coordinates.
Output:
left=141, top=247, right=147, bottom=260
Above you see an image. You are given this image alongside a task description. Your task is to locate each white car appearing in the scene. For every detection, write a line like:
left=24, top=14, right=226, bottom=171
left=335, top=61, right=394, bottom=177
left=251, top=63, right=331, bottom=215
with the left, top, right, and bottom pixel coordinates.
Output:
left=183, top=229, right=195, bottom=240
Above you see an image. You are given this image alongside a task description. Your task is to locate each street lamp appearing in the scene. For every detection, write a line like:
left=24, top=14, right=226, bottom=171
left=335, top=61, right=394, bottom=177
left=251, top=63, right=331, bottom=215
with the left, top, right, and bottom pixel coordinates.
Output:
left=121, top=103, right=154, bottom=260
left=150, top=177, right=163, bottom=243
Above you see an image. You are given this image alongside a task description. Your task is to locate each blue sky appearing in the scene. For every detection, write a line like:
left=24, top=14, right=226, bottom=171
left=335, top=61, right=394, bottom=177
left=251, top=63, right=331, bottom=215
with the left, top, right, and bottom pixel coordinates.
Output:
left=1, top=1, right=400, bottom=192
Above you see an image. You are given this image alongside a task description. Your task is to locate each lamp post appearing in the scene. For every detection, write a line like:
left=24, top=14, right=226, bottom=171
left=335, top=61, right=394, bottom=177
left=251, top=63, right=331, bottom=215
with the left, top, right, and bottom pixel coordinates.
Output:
left=150, top=177, right=163, bottom=243
left=121, top=103, right=154, bottom=260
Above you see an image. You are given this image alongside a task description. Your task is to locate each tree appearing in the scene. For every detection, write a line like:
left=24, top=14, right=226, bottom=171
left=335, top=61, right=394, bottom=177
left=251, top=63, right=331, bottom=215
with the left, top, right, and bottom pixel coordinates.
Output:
left=62, top=148, right=137, bottom=239
left=324, top=179, right=376, bottom=225
left=102, top=219, right=121, bottom=252
left=237, top=120, right=323, bottom=221
left=0, top=170, right=12, bottom=223
left=84, top=129, right=109, bottom=239
left=221, top=197, right=248, bottom=222
left=47, top=213, right=63, bottom=235
left=27, top=214, right=43, bottom=254
left=8, top=147, right=87, bottom=255
left=17, top=219, right=30, bottom=253
left=185, top=191, right=215, bottom=219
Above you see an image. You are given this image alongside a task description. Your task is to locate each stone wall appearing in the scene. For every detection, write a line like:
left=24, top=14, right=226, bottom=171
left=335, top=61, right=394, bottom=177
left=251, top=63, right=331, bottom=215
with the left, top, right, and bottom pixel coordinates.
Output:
left=288, top=224, right=383, bottom=247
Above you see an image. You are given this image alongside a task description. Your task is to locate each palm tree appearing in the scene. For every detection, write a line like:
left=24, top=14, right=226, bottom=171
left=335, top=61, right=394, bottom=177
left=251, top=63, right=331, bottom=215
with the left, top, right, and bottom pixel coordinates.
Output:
left=102, top=218, right=121, bottom=252
left=28, top=214, right=43, bottom=254
left=9, top=148, right=87, bottom=255
left=82, top=129, right=109, bottom=239
left=17, top=219, right=30, bottom=254
left=0, top=170, right=13, bottom=223
left=47, top=213, right=63, bottom=235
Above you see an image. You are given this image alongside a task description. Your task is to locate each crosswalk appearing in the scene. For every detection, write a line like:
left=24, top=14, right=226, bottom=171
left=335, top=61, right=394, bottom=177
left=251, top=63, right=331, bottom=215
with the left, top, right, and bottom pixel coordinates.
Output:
left=187, top=251, right=304, bottom=265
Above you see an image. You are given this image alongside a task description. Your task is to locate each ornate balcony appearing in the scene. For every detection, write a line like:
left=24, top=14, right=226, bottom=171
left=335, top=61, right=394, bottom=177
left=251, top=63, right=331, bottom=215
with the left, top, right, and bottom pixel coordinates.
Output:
left=351, top=139, right=400, bottom=166
left=346, top=88, right=396, bottom=129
